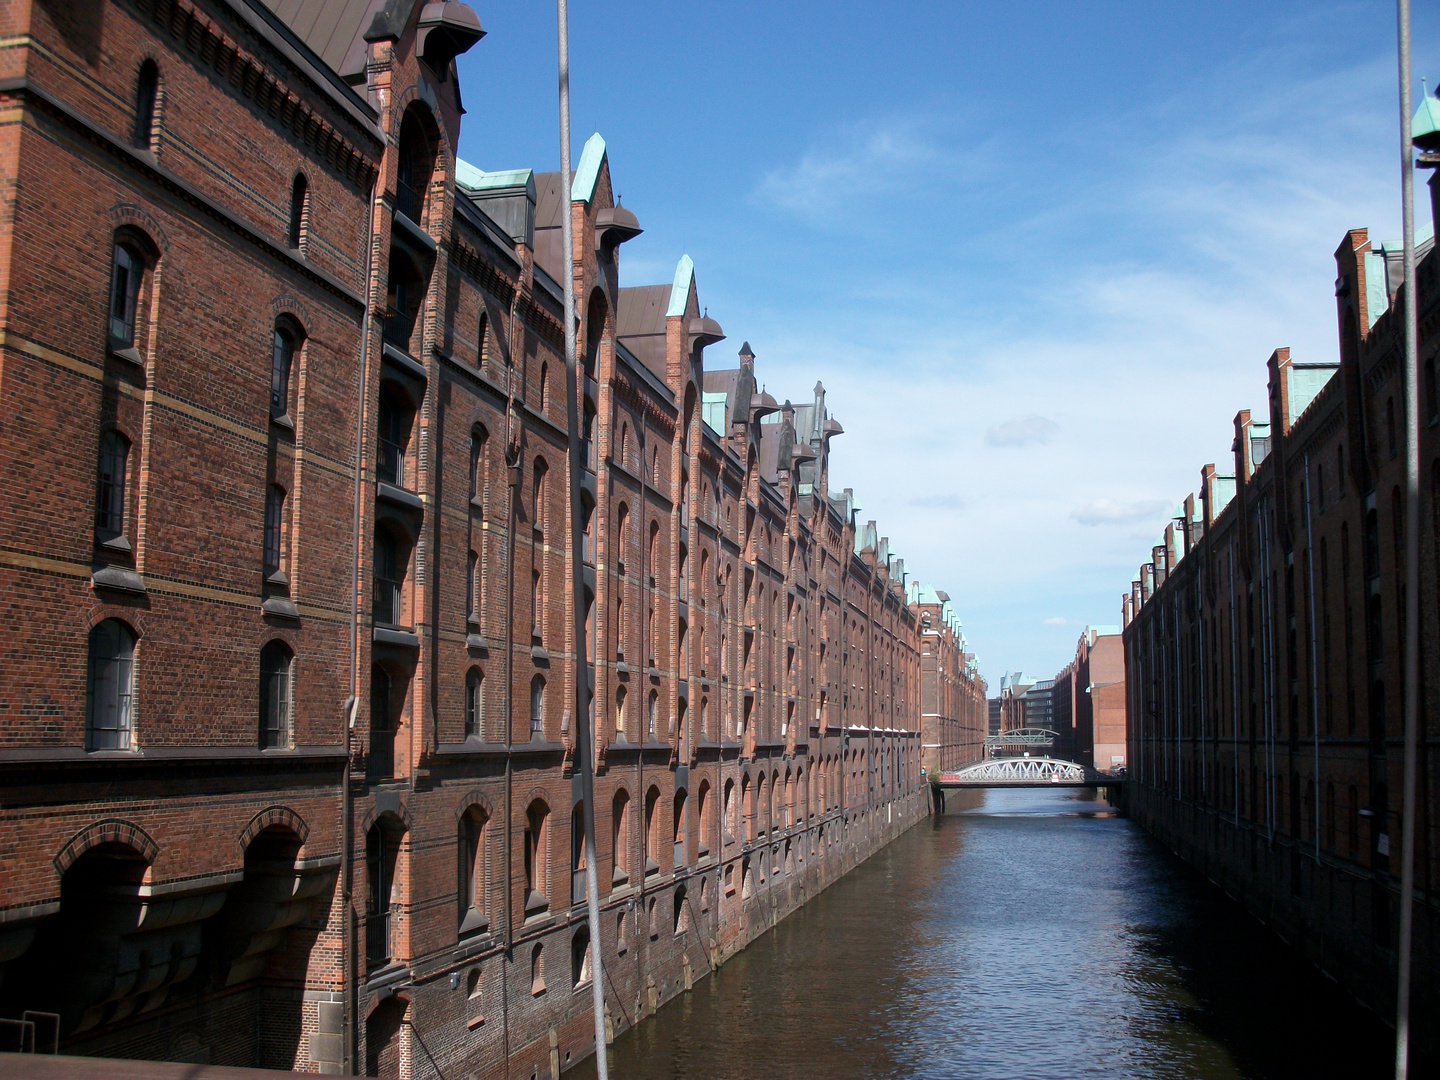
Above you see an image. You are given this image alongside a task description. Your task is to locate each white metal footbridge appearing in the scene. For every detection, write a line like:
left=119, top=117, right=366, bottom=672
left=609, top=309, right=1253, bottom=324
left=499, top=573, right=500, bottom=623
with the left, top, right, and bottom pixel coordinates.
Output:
left=935, top=756, right=1122, bottom=788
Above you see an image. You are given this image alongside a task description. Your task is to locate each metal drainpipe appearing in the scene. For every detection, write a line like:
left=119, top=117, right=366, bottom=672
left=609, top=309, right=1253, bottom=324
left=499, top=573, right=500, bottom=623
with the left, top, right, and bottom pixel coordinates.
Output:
left=1304, top=456, right=1322, bottom=861
left=342, top=167, right=379, bottom=1077
left=502, top=357, right=520, bottom=1076
left=1230, top=544, right=1241, bottom=824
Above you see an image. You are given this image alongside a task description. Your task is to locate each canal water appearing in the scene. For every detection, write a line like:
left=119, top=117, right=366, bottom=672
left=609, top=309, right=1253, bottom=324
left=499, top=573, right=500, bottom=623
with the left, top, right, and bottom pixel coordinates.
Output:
left=574, top=788, right=1425, bottom=1079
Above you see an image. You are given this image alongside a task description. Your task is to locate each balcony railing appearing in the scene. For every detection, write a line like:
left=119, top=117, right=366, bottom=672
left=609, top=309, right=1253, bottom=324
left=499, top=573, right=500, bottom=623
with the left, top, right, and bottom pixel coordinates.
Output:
left=377, top=438, right=405, bottom=487
left=374, top=578, right=402, bottom=627
left=366, top=911, right=392, bottom=969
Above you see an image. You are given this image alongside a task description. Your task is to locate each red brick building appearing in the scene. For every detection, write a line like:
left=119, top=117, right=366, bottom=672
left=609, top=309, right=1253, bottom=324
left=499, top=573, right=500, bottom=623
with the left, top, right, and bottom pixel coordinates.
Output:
left=910, top=584, right=987, bottom=775
left=0, top=2, right=965, bottom=1076
left=1050, top=627, right=1126, bottom=773
left=1121, top=206, right=1440, bottom=1056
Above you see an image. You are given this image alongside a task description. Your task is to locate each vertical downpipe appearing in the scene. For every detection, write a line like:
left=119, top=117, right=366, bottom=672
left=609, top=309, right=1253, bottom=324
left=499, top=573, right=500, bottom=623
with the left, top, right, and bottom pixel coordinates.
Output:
left=1393, top=2, right=1420, bottom=1073
left=1304, top=456, right=1321, bottom=862
left=343, top=169, right=380, bottom=1077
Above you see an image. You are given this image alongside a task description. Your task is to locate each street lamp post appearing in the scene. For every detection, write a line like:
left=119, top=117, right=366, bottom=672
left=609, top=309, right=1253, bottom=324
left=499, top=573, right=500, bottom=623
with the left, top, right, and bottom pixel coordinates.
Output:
left=555, top=4, right=609, bottom=1078
left=1391, top=2, right=1421, bottom=1077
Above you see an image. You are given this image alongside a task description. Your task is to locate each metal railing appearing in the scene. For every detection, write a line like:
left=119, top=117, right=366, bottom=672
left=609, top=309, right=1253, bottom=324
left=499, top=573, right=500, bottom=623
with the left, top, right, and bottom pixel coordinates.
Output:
left=366, top=911, right=392, bottom=969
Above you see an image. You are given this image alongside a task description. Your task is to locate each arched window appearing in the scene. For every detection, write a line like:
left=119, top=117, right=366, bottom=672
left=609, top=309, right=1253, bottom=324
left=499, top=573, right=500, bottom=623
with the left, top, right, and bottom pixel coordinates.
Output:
left=722, top=778, right=735, bottom=845
left=287, top=173, right=308, bottom=250
left=95, top=430, right=130, bottom=541
left=271, top=323, right=297, bottom=417
left=530, top=942, right=546, bottom=995
left=614, top=684, right=627, bottom=742
left=465, top=667, right=483, bottom=739
left=108, top=240, right=144, bottom=348
left=644, top=786, right=660, bottom=877
left=584, top=288, right=606, bottom=380
left=647, top=688, right=658, bottom=739
left=133, top=60, right=158, bottom=149
left=477, top=311, right=489, bottom=369
left=695, top=781, right=710, bottom=857
left=673, top=788, right=687, bottom=868
left=259, top=640, right=293, bottom=748
left=612, top=789, right=630, bottom=887
left=86, top=618, right=136, bottom=750
left=459, top=805, right=488, bottom=934
left=365, top=818, right=402, bottom=968
left=571, top=927, right=592, bottom=988
left=672, top=885, right=688, bottom=935
left=741, top=774, right=753, bottom=841
left=570, top=801, right=588, bottom=905
left=530, top=674, right=545, bottom=741
left=395, top=109, right=433, bottom=224
left=264, top=484, right=286, bottom=577
left=469, top=426, right=487, bottom=504
left=524, top=800, right=550, bottom=917
left=539, top=361, right=548, bottom=412
left=532, top=457, right=548, bottom=537
left=466, top=550, right=479, bottom=624
left=615, top=503, right=629, bottom=576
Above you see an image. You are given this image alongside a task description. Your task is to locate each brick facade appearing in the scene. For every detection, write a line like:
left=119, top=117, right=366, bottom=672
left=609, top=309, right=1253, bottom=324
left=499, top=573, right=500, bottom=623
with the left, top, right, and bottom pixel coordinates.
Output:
left=0, top=2, right=970, bottom=1076
left=1120, top=209, right=1440, bottom=1059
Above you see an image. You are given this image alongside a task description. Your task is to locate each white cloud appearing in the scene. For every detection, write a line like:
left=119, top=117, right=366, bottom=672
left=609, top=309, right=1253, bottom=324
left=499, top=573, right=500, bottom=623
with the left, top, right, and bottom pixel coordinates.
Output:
left=1071, top=498, right=1173, bottom=528
left=753, top=115, right=997, bottom=228
left=985, top=415, right=1059, bottom=448
left=1043, top=616, right=1069, bottom=627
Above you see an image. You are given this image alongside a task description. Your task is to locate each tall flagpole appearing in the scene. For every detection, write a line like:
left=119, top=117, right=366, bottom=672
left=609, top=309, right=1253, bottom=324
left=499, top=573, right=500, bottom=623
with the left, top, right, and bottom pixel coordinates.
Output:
left=1392, top=1, right=1420, bottom=1076
left=556, top=3, right=610, bottom=1078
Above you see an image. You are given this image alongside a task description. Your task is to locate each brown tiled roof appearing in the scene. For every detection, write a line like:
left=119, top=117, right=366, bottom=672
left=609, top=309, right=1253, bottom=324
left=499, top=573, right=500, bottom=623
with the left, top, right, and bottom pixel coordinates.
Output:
left=258, top=0, right=390, bottom=80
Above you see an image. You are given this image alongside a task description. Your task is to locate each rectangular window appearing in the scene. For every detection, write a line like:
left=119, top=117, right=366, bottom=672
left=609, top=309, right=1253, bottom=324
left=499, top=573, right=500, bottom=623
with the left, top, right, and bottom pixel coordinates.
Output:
left=264, top=486, right=285, bottom=575
left=95, top=432, right=129, bottom=538
left=109, top=244, right=140, bottom=346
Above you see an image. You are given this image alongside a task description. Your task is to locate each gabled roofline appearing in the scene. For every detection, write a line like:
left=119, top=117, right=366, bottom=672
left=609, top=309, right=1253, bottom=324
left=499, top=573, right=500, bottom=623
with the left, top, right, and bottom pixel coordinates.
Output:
left=571, top=132, right=606, bottom=202
left=667, top=255, right=694, bottom=317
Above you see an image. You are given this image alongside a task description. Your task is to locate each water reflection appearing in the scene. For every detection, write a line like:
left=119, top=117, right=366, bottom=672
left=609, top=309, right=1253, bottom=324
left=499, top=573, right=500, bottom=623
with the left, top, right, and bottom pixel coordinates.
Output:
left=575, top=788, right=1418, bottom=1080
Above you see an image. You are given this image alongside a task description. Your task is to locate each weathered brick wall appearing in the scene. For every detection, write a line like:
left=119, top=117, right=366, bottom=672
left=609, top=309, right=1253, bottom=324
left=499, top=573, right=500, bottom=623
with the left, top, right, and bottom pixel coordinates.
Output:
left=1122, top=226, right=1440, bottom=1061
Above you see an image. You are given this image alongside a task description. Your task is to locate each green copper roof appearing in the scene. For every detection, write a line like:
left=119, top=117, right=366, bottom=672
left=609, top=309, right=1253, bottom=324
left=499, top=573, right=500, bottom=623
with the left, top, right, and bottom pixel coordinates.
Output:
left=571, top=133, right=606, bottom=202
left=1414, top=93, right=1440, bottom=144
left=667, top=254, right=695, bottom=317
left=456, top=160, right=533, bottom=191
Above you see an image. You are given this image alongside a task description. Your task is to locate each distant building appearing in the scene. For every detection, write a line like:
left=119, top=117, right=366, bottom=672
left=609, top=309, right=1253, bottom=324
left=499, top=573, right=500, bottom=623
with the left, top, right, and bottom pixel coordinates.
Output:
left=1053, top=627, right=1127, bottom=772
left=911, top=584, right=988, bottom=774
left=988, top=697, right=1003, bottom=737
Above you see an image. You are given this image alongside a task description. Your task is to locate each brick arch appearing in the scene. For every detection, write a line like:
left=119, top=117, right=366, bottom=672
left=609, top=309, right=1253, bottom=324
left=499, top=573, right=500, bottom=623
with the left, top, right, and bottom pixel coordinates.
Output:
left=270, top=294, right=312, bottom=331
left=361, top=803, right=412, bottom=835
left=477, top=291, right=512, bottom=365
left=85, top=604, right=147, bottom=635
left=238, top=805, right=310, bottom=852
left=454, top=790, right=494, bottom=822
left=389, top=90, right=452, bottom=194
left=520, top=786, right=553, bottom=812
left=54, top=819, right=158, bottom=875
left=98, top=417, right=144, bottom=454
left=108, top=202, right=168, bottom=254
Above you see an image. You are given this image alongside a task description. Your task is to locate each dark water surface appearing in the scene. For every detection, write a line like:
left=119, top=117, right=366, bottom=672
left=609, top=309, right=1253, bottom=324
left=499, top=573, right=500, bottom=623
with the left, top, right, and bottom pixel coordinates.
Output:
left=573, top=788, right=1428, bottom=1080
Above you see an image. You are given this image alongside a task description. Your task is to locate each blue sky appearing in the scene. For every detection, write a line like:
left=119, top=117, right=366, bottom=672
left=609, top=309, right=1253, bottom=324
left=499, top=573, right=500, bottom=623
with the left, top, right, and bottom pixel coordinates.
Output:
left=453, top=1, right=1433, bottom=690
